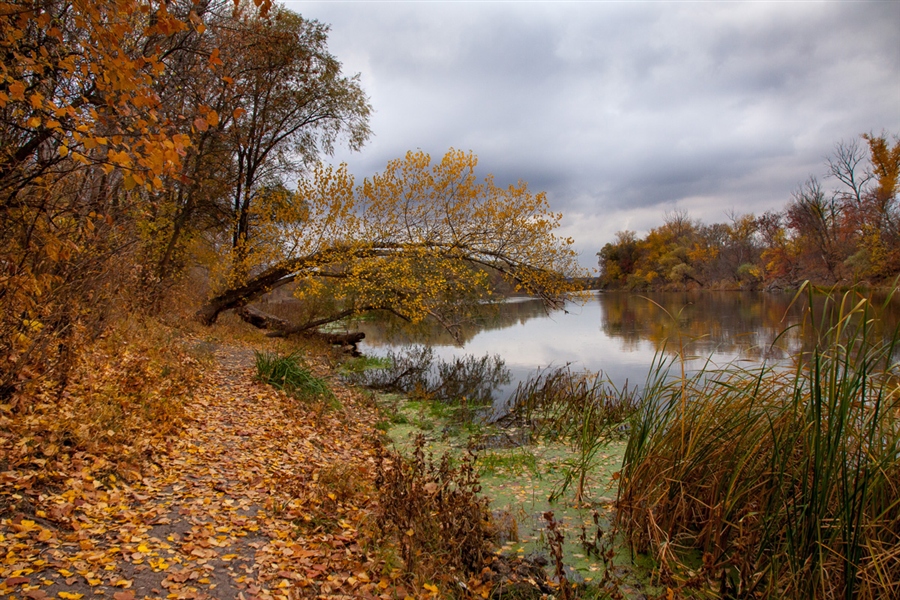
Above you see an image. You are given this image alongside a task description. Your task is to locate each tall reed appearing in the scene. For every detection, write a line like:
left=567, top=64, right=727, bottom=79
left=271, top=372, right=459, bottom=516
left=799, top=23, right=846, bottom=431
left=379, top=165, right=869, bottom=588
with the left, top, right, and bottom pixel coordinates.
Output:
left=617, top=286, right=900, bottom=599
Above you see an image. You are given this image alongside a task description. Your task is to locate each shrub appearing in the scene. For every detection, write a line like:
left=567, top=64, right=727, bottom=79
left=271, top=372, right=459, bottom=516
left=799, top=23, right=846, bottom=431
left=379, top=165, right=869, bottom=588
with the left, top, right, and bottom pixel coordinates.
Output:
left=374, top=435, right=495, bottom=583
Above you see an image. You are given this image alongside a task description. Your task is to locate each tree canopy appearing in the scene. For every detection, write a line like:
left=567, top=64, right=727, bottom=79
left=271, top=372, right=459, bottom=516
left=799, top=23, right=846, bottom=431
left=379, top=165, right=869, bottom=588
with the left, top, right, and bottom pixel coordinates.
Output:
left=0, top=0, right=373, bottom=394
left=0, top=0, right=582, bottom=397
left=196, top=148, right=586, bottom=334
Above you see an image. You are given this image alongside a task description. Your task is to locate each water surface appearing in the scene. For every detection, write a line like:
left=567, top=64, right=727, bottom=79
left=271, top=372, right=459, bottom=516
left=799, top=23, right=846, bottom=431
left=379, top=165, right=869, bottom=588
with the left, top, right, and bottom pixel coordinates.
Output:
left=356, top=291, right=900, bottom=397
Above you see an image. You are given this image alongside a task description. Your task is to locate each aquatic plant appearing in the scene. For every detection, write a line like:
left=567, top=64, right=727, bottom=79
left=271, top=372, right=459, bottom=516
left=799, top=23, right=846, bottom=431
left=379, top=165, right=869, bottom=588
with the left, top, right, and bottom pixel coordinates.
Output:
left=503, top=366, right=639, bottom=503
left=617, top=286, right=900, bottom=599
left=342, top=346, right=510, bottom=408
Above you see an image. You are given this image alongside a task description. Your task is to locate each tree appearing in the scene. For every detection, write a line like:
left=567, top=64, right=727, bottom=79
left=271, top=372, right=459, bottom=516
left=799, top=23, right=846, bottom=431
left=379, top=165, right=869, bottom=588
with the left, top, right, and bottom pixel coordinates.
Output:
left=195, top=149, right=586, bottom=334
left=597, top=230, right=638, bottom=287
left=0, top=0, right=191, bottom=396
left=854, top=133, right=900, bottom=279
left=222, top=4, right=371, bottom=278
left=148, top=1, right=371, bottom=281
left=785, top=177, right=845, bottom=282
left=757, top=210, right=800, bottom=286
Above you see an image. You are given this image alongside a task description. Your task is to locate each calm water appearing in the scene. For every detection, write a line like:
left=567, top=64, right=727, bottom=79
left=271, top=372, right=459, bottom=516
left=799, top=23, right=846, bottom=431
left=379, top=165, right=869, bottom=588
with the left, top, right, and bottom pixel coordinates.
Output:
left=355, top=291, right=900, bottom=399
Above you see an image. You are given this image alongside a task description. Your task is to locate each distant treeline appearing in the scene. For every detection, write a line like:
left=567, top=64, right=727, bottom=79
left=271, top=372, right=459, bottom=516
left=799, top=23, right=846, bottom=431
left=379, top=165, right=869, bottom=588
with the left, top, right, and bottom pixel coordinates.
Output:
left=597, top=134, right=899, bottom=291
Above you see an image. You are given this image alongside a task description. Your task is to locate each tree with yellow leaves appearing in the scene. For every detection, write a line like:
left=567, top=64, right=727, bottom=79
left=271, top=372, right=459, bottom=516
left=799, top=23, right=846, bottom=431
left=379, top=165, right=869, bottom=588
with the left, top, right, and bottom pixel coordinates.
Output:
left=196, top=149, right=586, bottom=336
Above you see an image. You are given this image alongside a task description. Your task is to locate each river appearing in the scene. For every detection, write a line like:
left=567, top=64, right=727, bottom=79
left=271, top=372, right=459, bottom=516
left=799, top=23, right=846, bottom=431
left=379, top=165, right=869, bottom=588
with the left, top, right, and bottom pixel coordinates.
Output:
left=354, top=290, right=900, bottom=401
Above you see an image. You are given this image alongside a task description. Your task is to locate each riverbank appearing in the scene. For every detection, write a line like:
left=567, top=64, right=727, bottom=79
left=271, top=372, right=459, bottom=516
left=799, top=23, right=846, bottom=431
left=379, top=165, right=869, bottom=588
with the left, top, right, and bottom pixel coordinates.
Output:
left=2, top=317, right=632, bottom=599
left=4, top=292, right=895, bottom=599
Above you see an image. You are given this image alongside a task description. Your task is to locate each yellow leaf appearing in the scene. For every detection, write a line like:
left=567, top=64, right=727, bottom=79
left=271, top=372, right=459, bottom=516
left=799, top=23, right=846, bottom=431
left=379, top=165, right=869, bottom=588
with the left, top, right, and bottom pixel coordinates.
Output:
left=207, top=110, right=219, bottom=127
left=16, top=519, right=37, bottom=531
left=59, top=593, right=84, bottom=600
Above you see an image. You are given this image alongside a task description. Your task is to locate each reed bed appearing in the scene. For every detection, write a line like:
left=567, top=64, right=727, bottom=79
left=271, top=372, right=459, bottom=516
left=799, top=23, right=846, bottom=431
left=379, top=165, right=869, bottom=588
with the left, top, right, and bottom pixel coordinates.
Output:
left=617, top=288, right=900, bottom=599
left=502, top=366, right=639, bottom=502
left=343, top=345, right=510, bottom=406
left=503, top=365, right=639, bottom=441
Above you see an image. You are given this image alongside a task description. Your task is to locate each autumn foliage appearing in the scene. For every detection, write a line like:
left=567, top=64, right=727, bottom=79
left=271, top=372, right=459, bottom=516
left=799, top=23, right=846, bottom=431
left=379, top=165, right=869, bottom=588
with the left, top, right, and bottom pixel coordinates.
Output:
left=0, top=0, right=374, bottom=389
left=598, top=135, right=900, bottom=290
left=197, top=148, right=586, bottom=334
left=0, top=6, right=581, bottom=596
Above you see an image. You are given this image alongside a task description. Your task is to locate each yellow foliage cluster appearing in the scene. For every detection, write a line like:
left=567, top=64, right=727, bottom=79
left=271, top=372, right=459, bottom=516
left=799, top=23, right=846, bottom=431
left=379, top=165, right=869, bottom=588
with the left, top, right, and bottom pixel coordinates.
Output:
left=209, top=149, right=586, bottom=329
left=1, top=1, right=196, bottom=397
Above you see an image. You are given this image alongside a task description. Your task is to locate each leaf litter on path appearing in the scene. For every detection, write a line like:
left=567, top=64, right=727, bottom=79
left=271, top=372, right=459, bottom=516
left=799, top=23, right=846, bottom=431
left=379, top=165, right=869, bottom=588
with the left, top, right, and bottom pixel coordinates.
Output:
left=1, top=346, right=389, bottom=599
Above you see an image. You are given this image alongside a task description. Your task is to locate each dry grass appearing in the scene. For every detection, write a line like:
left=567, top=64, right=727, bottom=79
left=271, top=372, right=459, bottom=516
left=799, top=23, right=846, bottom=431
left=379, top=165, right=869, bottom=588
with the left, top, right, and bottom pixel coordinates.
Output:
left=617, top=287, right=900, bottom=599
left=374, top=435, right=496, bottom=589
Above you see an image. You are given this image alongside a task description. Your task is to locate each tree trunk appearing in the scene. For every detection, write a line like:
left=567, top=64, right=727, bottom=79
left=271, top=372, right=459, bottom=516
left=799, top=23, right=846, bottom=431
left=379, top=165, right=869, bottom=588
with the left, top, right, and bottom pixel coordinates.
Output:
left=235, top=305, right=366, bottom=354
left=194, top=268, right=295, bottom=324
left=235, top=305, right=292, bottom=330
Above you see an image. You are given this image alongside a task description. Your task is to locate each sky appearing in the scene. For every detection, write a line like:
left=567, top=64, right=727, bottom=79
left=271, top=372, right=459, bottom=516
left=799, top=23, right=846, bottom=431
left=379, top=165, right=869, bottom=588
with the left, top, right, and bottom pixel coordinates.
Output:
left=282, top=0, right=900, bottom=269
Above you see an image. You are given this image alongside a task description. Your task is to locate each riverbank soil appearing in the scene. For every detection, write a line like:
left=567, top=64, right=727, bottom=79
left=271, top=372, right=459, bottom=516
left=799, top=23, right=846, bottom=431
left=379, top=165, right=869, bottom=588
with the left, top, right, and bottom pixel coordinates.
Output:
left=0, top=341, right=396, bottom=599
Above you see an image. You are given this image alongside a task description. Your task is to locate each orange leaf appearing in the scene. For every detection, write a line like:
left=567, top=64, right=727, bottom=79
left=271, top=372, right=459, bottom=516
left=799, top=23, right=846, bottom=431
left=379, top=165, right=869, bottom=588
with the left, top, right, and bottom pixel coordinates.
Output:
left=9, top=81, right=25, bottom=101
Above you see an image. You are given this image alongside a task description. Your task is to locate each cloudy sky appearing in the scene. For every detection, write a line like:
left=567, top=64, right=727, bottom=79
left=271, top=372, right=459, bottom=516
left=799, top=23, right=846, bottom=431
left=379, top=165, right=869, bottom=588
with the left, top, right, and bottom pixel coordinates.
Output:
left=283, top=0, right=900, bottom=268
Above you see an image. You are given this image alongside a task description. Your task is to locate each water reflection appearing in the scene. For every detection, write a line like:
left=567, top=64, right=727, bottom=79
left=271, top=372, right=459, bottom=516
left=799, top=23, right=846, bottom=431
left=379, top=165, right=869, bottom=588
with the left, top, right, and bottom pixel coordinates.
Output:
left=356, top=291, right=900, bottom=393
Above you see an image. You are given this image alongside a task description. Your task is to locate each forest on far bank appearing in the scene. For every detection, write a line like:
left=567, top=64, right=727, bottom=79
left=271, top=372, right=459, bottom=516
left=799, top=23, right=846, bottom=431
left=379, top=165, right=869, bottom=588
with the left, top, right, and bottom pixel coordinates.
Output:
left=597, top=134, right=900, bottom=291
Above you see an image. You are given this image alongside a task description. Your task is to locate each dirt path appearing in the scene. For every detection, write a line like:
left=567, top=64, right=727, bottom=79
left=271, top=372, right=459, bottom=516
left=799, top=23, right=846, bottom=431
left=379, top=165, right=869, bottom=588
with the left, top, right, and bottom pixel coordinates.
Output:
left=0, top=346, right=384, bottom=599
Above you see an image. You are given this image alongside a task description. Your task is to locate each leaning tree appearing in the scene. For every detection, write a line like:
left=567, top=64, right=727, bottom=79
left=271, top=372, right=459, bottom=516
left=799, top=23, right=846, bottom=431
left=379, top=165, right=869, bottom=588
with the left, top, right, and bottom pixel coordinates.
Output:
left=196, top=149, right=587, bottom=337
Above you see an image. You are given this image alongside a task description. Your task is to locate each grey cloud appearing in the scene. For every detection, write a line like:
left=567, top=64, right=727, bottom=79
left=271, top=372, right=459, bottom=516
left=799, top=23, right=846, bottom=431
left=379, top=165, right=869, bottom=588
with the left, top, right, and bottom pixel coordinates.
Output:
left=289, top=1, right=900, bottom=266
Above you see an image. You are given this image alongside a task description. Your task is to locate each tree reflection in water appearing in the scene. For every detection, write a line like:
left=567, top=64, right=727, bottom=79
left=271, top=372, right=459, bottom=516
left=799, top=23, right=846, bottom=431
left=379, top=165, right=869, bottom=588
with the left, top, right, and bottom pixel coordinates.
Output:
left=269, top=291, right=900, bottom=396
